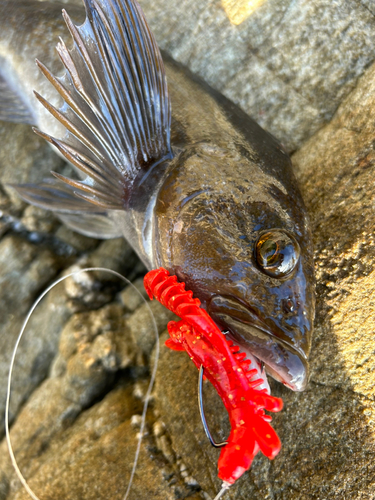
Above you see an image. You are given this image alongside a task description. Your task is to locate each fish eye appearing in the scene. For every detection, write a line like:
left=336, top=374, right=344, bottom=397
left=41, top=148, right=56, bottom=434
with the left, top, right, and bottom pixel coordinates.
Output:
left=255, top=230, right=300, bottom=278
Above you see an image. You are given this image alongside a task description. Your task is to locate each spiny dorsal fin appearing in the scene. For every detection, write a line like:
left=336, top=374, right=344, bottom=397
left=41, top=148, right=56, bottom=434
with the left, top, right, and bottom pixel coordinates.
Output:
left=33, top=0, right=171, bottom=210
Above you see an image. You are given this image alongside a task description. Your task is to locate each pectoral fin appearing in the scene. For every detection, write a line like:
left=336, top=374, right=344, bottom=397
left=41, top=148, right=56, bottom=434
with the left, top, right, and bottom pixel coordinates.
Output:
left=0, top=71, right=34, bottom=125
left=32, top=0, right=172, bottom=210
left=12, top=178, right=105, bottom=212
left=12, top=179, right=122, bottom=238
left=57, top=212, right=121, bottom=239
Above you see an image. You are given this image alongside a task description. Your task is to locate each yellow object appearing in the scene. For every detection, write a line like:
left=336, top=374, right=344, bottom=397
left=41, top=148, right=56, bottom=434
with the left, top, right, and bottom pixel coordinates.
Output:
left=222, top=0, right=266, bottom=25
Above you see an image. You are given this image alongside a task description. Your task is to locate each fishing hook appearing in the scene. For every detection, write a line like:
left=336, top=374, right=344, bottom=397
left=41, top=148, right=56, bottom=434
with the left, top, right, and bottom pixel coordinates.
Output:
left=198, top=365, right=228, bottom=448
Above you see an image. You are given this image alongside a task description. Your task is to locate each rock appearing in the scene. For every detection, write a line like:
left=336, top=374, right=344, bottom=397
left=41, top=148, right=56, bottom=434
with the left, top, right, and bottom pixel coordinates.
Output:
left=0, top=471, right=9, bottom=500
left=154, top=332, right=226, bottom=498
left=1, top=1, right=375, bottom=499
left=120, top=278, right=149, bottom=313
left=0, top=117, right=78, bottom=243
left=20, top=205, right=59, bottom=234
left=23, top=0, right=375, bottom=152
left=0, top=297, right=201, bottom=500
left=54, top=226, right=99, bottom=253
left=140, top=0, right=375, bottom=152
left=0, top=122, right=65, bottom=212
left=0, top=381, right=174, bottom=500
left=127, top=301, right=177, bottom=358
left=293, top=59, right=375, bottom=401
left=0, top=234, right=64, bottom=437
left=88, top=238, right=139, bottom=281
left=0, top=234, right=142, bottom=445
left=59, top=239, right=139, bottom=312
left=63, top=263, right=115, bottom=310
left=57, top=302, right=135, bottom=379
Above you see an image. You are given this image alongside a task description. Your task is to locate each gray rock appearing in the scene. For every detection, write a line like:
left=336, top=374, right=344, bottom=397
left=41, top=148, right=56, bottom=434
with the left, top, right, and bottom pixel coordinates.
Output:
left=140, top=0, right=375, bottom=152
left=58, top=239, right=139, bottom=312
left=25, top=0, right=375, bottom=152
left=0, top=234, right=63, bottom=437
left=127, top=301, right=177, bottom=358
left=120, top=277, right=149, bottom=313
left=0, top=235, right=141, bottom=445
left=88, top=238, right=139, bottom=281
left=0, top=295, right=200, bottom=500
left=54, top=225, right=99, bottom=253
left=0, top=121, right=65, bottom=211
left=20, top=204, right=59, bottom=234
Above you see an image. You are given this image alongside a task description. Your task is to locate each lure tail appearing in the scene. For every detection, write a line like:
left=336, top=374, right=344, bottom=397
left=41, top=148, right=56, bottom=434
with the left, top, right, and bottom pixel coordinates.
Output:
left=144, top=268, right=283, bottom=485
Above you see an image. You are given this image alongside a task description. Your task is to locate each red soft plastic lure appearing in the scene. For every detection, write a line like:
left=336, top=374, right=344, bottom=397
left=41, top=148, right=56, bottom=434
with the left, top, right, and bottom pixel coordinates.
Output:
left=144, top=267, right=283, bottom=485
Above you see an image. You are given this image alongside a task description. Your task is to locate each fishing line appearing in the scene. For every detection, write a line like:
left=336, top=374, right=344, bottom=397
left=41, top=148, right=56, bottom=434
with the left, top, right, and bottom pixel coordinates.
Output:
left=213, top=481, right=231, bottom=500
left=5, top=267, right=160, bottom=500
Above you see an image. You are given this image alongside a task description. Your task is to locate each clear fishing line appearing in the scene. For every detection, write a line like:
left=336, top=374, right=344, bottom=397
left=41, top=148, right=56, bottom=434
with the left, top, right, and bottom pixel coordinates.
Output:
left=5, top=267, right=160, bottom=500
left=213, top=481, right=231, bottom=500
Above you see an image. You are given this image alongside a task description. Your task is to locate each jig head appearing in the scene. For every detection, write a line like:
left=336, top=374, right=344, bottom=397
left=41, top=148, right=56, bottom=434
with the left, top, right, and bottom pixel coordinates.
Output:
left=144, top=267, right=283, bottom=485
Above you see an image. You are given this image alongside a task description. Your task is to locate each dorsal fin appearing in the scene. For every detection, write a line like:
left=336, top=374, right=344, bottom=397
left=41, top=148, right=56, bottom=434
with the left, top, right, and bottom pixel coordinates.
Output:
left=31, top=0, right=172, bottom=210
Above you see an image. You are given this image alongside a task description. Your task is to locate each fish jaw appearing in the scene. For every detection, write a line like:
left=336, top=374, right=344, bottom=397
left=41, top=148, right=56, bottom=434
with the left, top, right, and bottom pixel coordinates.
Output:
left=208, top=295, right=310, bottom=391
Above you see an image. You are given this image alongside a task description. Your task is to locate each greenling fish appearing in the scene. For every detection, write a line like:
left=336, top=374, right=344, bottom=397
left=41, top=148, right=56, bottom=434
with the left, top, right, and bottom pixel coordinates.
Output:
left=0, top=0, right=315, bottom=392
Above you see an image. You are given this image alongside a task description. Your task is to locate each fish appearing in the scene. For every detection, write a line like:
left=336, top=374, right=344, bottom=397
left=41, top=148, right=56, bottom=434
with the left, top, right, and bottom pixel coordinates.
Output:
left=0, top=0, right=315, bottom=487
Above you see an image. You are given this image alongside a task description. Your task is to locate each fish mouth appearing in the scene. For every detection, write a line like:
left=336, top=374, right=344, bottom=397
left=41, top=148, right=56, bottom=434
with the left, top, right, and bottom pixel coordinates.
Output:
left=208, top=295, right=309, bottom=391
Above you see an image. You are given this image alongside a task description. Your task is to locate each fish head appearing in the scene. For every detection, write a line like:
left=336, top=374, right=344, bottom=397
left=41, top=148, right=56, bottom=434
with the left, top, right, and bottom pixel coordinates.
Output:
left=154, top=142, right=315, bottom=391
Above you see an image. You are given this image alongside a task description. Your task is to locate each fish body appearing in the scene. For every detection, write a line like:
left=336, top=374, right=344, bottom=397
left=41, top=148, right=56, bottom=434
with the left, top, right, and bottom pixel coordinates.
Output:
left=0, top=0, right=315, bottom=396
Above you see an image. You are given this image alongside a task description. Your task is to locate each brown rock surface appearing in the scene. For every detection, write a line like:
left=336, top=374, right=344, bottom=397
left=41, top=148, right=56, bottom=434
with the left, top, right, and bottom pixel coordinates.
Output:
left=0, top=283, right=187, bottom=500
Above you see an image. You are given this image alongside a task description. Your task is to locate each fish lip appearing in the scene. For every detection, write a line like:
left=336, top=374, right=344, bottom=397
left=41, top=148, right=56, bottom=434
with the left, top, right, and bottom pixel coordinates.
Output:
left=208, top=295, right=309, bottom=391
